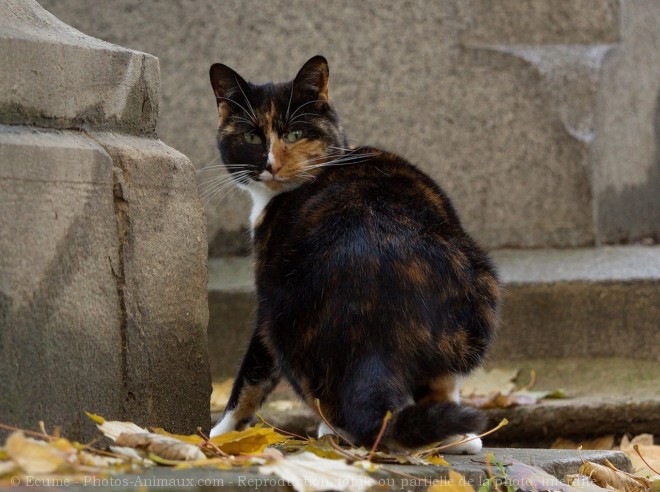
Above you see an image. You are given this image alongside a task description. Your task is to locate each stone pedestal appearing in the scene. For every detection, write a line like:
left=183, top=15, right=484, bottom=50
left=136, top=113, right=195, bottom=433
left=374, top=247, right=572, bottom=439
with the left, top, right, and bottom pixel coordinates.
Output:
left=0, top=0, right=210, bottom=440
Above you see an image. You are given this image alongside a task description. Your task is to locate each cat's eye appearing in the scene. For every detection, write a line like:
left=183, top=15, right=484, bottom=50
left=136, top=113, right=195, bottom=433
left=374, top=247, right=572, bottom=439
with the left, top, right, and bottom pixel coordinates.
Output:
left=285, top=130, right=303, bottom=143
left=243, top=132, right=262, bottom=145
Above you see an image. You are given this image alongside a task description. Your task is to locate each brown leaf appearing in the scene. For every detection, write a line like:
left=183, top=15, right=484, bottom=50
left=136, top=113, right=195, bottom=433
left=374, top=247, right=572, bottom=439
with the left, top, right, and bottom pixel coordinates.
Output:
left=620, top=434, right=660, bottom=479
left=115, top=432, right=206, bottom=462
left=505, top=459, right=579, bottom=491
left=580, top=459, right=652, bottom=492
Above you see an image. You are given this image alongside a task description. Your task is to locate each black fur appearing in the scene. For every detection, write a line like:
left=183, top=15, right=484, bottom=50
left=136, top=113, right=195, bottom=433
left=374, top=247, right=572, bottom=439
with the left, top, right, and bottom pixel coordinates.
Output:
left=208, top=56, right=500, bottom=449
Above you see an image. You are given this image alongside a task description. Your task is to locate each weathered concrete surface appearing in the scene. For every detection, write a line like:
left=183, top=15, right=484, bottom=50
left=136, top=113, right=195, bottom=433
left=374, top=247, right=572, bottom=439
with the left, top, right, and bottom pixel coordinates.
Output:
left=592, top=0, right=660, bottom=244
left=0, top=0, right=211, bottom=441
left=0, top=0, right=159, bottom=135
left=207, top=246, right=660, bottom=378
left=37, top=0, right=660, bottom=250
left=90, top=133, right=211, bottom=435
left=493, top=247, right=660, bottom=361
left=0, top=448, right=631, bottom=491
left=0, top=126, right=124, bottom=440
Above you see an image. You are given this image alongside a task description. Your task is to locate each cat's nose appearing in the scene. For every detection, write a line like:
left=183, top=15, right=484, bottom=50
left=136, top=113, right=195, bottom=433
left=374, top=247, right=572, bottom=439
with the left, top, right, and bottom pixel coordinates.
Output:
left=266, top=152, right=283, bottom=175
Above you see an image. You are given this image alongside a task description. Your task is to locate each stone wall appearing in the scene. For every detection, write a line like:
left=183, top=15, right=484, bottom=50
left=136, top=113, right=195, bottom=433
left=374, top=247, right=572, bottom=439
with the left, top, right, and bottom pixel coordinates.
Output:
left=38, top=0, right=660, bottom=252
left=0, top=0, right=210, bottom=440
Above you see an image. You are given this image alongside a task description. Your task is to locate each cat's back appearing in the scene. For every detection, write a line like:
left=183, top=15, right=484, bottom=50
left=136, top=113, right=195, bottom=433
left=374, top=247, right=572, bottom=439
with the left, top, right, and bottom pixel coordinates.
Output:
left=258, top=146, right=470, bottom=258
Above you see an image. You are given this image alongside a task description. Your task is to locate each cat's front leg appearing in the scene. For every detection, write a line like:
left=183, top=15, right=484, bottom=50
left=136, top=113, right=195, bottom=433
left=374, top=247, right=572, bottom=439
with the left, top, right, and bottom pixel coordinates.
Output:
left=210, top=329, right=279, bottom=437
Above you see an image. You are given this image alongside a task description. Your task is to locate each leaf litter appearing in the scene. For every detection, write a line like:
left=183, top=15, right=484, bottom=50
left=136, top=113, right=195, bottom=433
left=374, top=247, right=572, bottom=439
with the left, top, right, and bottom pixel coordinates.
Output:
left=2, top=381, right=658, bottom=492
left=0, top=410, right=509, bottom=491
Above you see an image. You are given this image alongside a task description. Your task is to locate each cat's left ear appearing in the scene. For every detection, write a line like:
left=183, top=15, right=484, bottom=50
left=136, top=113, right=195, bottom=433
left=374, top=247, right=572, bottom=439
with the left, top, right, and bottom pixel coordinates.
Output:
left=293, top=55, right=329, bottom=102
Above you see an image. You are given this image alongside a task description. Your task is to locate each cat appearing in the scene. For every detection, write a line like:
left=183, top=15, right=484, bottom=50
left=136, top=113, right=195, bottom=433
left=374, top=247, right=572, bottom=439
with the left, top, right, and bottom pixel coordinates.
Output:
left=207, top=56, right=500, bottom=454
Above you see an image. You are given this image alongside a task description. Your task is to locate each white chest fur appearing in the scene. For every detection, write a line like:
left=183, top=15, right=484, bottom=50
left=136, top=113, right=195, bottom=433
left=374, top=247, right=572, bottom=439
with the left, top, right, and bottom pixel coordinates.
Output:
left=242, top=181, right=280, bottom=230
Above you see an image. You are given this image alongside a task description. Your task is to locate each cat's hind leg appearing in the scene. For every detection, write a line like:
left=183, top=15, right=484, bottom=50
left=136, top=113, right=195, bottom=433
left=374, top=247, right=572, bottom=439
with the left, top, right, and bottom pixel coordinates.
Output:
left=420, top=373, right=482, bottom=454
left=210, top=330, right=279, bottom=437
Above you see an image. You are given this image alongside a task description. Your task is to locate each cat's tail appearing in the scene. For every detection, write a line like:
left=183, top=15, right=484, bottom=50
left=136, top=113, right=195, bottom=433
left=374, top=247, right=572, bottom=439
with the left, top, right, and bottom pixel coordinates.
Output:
left=386, top=401, right=485, bottom=451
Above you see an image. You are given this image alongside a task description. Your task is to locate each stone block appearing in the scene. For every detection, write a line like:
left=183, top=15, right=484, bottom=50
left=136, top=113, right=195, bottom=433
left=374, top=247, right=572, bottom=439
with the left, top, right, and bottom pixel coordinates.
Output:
left=90, top=132, right=211, bottom=434
left=0, top=125, right=124, bottom=440
left=37, top=0, right=660, bottom=249
left=0, top=0, right=159, bottom=135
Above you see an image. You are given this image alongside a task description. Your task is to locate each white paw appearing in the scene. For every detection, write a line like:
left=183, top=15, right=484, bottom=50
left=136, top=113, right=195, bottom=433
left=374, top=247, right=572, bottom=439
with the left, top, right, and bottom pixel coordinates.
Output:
left=317, top=422, right=336, bottom=439
left=441, top=433, right=482, bottom=454
left=209, top=409, right=237, bottom=438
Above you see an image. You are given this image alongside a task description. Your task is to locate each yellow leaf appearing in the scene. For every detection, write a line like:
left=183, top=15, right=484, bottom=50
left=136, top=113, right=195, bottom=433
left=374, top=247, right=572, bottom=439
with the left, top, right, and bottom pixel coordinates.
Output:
left=461, top=367, right=520, bottom=396
left=580, top=459, right=651, bottom=492
left=5, top=432, right=72, bottom=475
left=427, top=470, right=474, bottom=491
left=426, top=455, right=450, bottom=467
left=151, top=428, right=204, bottom=445
left=84, top=411, right=106, bottom=424
left=210, top=425, right=289, bottom=455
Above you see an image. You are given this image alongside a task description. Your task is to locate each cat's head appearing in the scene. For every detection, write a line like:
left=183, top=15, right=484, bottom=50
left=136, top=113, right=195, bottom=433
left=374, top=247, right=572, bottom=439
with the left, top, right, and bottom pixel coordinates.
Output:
left=209, top=56, right=347, bottom=193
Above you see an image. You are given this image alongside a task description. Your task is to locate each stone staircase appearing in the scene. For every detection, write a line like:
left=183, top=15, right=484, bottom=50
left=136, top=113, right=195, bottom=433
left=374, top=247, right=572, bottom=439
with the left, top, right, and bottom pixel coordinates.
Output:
left=208, top=245, right=660, bottom=445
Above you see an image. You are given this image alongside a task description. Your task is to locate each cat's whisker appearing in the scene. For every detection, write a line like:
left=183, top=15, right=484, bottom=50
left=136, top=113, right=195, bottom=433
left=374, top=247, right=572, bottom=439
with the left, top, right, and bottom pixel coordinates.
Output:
left=234, top=76, right=259, bottom=123
left=285, top=81, right=294, bottom=122
left=202, top=175, right=246, bottom=206
left=199, top=171, right=251, bottom=191
left=288, top=99, right=325, bottom=121
left=218, top=96, right=257, bottom=125
left=305, top=155, right=371, bottom=170
left=288, top=112, right=318, bottom=124
left=198, top=154, right=221, bottom=168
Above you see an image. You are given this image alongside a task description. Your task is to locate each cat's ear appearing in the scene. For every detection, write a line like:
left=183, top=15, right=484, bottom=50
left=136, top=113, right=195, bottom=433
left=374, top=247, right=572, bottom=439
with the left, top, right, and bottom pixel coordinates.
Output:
left=293, top=55, right=329, bottom=102
left=209, top=63, right=249, bottom=120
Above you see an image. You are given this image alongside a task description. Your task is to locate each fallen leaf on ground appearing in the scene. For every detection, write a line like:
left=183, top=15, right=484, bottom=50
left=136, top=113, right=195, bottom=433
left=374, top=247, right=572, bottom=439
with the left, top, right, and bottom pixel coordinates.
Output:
left=115, top=432, right=206, bottom=461
left=91, top=416, right=147, bottom=441
left=259, top=448, right=375, bottom=492
left=505, top=459, right=579, bottom=491
left=427, top=469, right=474, bottom=491
left=564, top=474, right=609, bottom=490
left=580, top=459, right=652, bottom=491
left=551, top=435, right=615, bottom=450
left=620, top=434, right=660, bottom=479
left=210, top=379, right=233, bottom=413
left=5, top=432, right=73, bottom=475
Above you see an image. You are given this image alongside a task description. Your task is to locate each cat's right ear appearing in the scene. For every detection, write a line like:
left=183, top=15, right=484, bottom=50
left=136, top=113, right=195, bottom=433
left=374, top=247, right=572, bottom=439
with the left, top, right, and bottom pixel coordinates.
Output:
left=209, top=63, right=248, bottom=121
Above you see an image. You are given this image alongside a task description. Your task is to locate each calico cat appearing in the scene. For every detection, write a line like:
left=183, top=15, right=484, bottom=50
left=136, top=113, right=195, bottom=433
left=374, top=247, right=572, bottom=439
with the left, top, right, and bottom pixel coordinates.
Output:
left=207, top=56, right=500, bottom=453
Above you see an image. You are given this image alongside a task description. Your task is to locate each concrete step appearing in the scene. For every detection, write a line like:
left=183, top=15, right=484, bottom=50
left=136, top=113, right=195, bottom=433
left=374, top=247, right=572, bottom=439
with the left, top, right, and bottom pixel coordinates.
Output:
left=208, top=245, right=660, bottom=378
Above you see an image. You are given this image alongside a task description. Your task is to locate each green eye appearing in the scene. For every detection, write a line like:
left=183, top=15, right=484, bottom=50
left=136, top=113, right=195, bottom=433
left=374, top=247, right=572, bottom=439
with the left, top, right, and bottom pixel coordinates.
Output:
left=243, top=132, right=262, bottom=145
left=285, top=130, right=303, bottom=143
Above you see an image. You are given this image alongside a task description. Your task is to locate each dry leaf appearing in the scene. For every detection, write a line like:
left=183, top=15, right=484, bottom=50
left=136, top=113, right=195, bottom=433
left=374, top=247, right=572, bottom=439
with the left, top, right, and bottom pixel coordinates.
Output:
left=426, top=455, right=450, bottom=467
left=505, top=459, right=579, bottom=491
left=427, top=470, right=474, bottom=491
left=620, top=434, right=660, bottom=479
left=552, top=435, right=615, bottom=450
left=259, top=449, right=375, bottom=492
left=0, top=459, right=18, bottom=477
left=210, top=379, right=234, bottom=412
left=93, top=418, right=147, bottom=441
left=115, top=432, right=206, bottom=461
left=580, top=459, right=652, bottom=492
left=209, top=425, right=289, bottom=455
left=5, top=432, right=74, bottom=475
left=564, top=474, right=609, bottom=490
